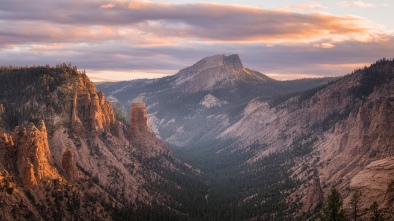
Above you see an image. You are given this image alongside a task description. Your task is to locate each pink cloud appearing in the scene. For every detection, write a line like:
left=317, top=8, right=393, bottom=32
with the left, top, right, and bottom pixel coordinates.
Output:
left=0, top=0, right=385, bottom=47
left=338, top=1, right=375, bottom=8
left=100, top=3, right=116, bottom=9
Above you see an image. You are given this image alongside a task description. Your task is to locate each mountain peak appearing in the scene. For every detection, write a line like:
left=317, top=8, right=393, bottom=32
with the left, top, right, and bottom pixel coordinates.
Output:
left=223, top=54, right=243, bottom=69
left=197, top=54, right=243, bottom=70
left=173, top=54, right=253, bottom=92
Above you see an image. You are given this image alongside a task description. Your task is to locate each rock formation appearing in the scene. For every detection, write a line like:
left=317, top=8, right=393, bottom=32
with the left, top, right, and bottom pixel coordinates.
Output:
left=129, top=102, right=170, bottom=157
left=0, top=65, right=193, bottom=221
left=303, top=177, right=324, bottom=211
left=173, top=54, right=272, bottom=92
left=1, top=120, right=63, bottom=188
left=62, top=147, right=78, bottom=182
left=129, top=102, right=150, bottom=140
left=350, top=157, right=394, bottom=211
left=71, top=74, right=115, bottom=134
left=0, top=103, right=5, bottom=130
left=12, top=121, right=61, bottom=187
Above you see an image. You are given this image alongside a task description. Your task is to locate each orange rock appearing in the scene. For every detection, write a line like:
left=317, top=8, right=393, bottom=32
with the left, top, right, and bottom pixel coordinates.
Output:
left=129, top=102, right=171, bottom=157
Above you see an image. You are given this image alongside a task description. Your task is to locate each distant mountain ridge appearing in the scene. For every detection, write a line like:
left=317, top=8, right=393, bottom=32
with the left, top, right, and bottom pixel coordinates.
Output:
left=172, top=54, right=273, bottom=92
left=97, top=54, right=334, bottom=146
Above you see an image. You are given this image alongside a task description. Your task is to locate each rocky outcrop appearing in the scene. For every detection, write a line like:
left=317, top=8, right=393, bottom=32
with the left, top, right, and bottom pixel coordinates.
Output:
left=303, top=177, right=324, bottom=211
left=0, top=103, right=4, bottom=118
left=12, top=121, right=61, bottom=188
left=129, top=102, right=150, bottom=140
left=71, top=74, right=115, bottom=134
left=350, top=157, right=394, bottom=211
left=200, top=94, right=228, bottom=109
left=62, top=147, right=78, bottom=182
left=223, top=54, right=244, bottom=70
left=129, top=102, right=171, bottom=157
left=0, top=104, right=5, bottom=130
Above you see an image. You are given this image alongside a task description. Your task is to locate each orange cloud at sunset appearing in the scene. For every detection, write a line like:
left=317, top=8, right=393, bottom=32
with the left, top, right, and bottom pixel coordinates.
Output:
left=1, top=0, right=393, bottom=81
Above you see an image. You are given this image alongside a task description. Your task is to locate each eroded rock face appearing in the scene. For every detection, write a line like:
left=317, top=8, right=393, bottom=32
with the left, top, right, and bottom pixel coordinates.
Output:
left=350, top=157, right=394, bottom=210
left=0, top=104, right=5, bottom=129
left=71, top=74, right=115, bottom=134
left=219, top=61, right=394, bottom=216
left=129, top=102, right=171, bottom=157
left=303, top=177, right=324, bottom=211
left=62, top=147, right=78, bottom=182
left=12, top=121, right=60, bottom=188
left=129, top=102, right=150, bottom=139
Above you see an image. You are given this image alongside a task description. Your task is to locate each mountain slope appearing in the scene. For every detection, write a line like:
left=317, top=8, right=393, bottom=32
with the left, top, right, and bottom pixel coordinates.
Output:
left=0, top=65, right=204, bottom=220
left=97, top=54, right=333, bottom=147
left=219, top=58, right=394, bottom=219
left=100, top=57, right=394, bottom=220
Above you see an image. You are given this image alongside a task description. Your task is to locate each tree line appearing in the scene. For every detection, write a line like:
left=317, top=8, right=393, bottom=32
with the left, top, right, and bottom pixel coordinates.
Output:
left=319, top=188, right=392, bottom=221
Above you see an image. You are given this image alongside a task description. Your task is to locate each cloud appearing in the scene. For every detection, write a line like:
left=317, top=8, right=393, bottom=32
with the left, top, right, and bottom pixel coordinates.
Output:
left=276, top=2, right=327, bottom=11
left=0, top=0, right=383, bottom=46
left=313, top=43, right=335, bottom=48
left=100, top=3, right=116, bottom=9
left=0, top=0, right=393, bottom=81
left=2, top=35, right=394, bottom=81
left=338, top=1, right=375, bottom=8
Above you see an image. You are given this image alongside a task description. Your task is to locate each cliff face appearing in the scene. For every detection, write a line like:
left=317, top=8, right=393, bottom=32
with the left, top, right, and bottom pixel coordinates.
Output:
left=61, top=147, right=78, bottom=182
left=129, top=102, right=150, bottom=139
left=71, top=74, right=115, bottom=134
left=0, top=65, right=192, bottom=220
left=0, top=120, right=61, bottom=189
left=129, top=102, right=171, bottom=157
left=220, top=59, right=394, bottom=218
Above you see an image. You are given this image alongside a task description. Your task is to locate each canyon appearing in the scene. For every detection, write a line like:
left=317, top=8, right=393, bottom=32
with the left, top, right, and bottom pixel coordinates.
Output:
left=0, top=65, right=195, bottom=220
left=99, top=55, right=394, bottom=220
left=0, top=56, right=393, bottom=220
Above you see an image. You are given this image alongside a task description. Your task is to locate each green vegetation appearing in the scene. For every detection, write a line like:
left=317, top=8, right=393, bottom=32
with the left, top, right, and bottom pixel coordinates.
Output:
left=319, top=188, right=347, bottom=221
left=0, top=63, right=82, bottom=128
left=369, top=201, right=391, bottom=221
left=170, top=140, right=298, bottom=220
left=268, top=79, right=338, bottom=108
left=350, top=189, right=362, bottom=221
left=349, top=58, right=394, bottom=98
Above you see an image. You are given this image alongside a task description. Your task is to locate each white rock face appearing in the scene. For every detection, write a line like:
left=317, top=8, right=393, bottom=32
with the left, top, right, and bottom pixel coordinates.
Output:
left=350, top=157, right=394, bottom=209
left=200, top=94, right=228, bottom=109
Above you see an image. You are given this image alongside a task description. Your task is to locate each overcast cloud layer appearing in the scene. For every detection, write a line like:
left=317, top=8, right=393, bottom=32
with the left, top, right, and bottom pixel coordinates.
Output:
left=1, top=0, right=393, bottom=81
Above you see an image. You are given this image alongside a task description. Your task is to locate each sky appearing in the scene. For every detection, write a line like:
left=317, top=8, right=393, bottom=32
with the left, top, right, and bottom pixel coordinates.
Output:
left=1, top=0, right=393, bottom=81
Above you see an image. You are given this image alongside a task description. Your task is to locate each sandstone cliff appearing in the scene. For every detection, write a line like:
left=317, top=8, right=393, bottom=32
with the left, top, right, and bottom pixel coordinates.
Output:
left=1, top=121, right=62, bottom=188
left=0, top=65, right=193, bottom=220
left=71, top=74, right=115, bottom=134
left=129, top=102, right=171, bottom=157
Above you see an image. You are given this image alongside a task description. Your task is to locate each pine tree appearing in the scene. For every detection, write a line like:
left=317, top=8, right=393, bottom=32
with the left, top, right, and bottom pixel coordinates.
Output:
left=369, top=202, right=388, bottom=221
left=350, top=189, right=362, bottom=221
left=319, top=188, right=347, bottom=221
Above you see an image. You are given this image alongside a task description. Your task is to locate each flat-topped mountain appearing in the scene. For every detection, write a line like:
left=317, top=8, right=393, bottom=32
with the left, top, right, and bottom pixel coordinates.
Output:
left=98, top=54, right=333, bottom=146
left=173, top=54, right=272, bottom=92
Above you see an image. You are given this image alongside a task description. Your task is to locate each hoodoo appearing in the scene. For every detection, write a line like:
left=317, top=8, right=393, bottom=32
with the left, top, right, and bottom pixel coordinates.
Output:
left=129, top=102, right=150, bottom=139
left=129, top=102, right=171, bottom=157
